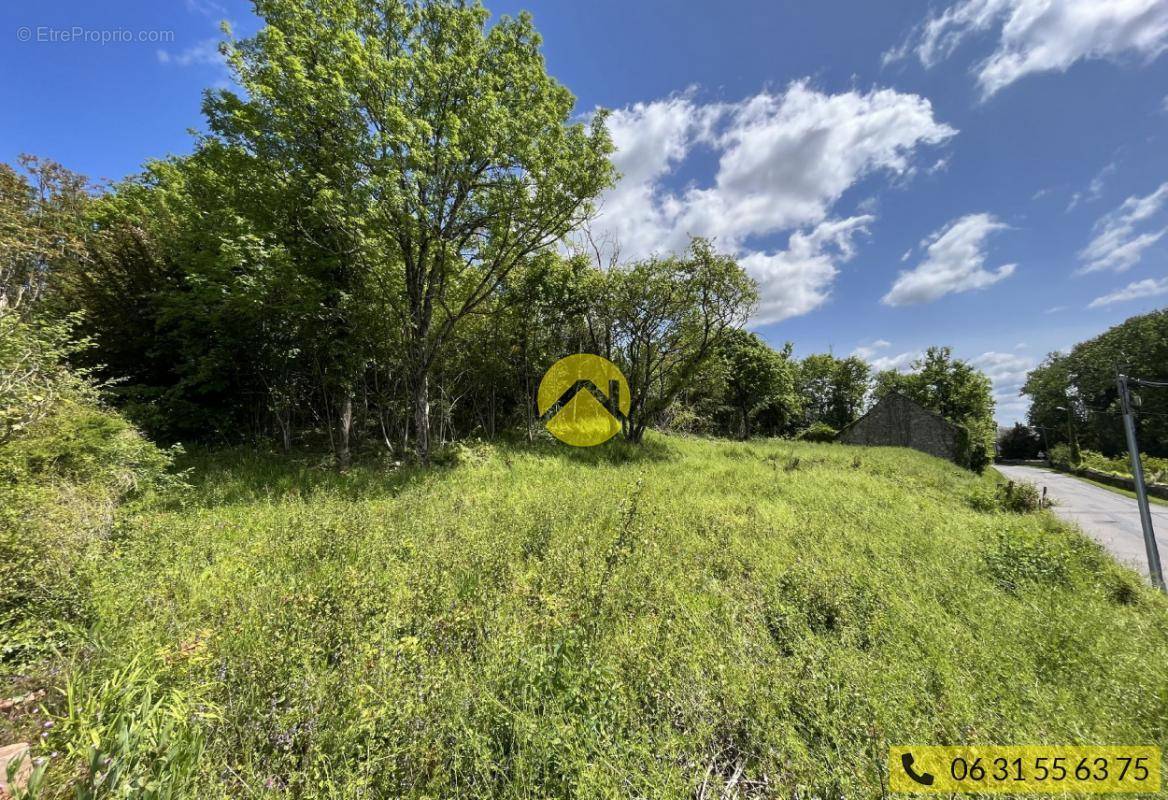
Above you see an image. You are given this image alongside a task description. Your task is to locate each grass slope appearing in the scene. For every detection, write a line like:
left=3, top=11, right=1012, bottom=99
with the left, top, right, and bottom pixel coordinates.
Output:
left=31, top=437, right=1168, bottom=798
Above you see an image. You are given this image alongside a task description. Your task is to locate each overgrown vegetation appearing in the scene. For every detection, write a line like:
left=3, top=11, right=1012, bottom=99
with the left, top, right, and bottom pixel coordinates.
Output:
left=5, top=2, right=1167, bottom=795
left=6, top=437, right=1165, bottom=798
left=1048, top=446, right=1168, bottom=484
left=0, top=310, right=177, bottom=765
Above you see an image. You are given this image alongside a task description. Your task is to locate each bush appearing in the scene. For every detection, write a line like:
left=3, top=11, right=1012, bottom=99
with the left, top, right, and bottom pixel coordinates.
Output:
left=797, top=422, right=838, bottom=442
left=969, top=479, right=1042, bottom=514
left=1074, top=449, right=1168, bottom=484
left=0, top=311, right=89, bottom=444
left=41, top=658, right=212, bottom=800
left=955, top=424, right=993, bottom=473
left=0, top=313, right=178, bottom=669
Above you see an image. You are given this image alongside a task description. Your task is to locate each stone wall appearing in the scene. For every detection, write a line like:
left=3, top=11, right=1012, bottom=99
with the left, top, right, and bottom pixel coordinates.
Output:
left=838, top=393, right=960, bottom=463
left=1055, top=463, right=1168, bottom=501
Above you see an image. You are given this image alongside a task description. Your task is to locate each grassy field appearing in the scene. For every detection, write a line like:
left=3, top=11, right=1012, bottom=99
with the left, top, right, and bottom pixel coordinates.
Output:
left=11, top=435, right=1168, bottom=798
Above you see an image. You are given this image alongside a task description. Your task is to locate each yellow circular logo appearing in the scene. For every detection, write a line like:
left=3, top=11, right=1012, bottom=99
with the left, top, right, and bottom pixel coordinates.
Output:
left=537, top=354, right=630, bottom=446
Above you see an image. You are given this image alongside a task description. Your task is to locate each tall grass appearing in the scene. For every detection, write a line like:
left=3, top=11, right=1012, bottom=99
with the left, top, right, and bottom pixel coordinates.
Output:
left=23, top=436, right=1168, bottom=798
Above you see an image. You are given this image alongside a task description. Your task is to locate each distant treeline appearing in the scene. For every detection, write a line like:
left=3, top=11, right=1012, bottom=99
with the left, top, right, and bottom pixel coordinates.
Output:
left=1022, top=309, right=1168, bottom=458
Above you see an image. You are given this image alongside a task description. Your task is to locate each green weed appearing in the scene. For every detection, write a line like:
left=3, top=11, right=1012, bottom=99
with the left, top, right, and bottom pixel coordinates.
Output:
left=15, top=436, right=1168, bottom=798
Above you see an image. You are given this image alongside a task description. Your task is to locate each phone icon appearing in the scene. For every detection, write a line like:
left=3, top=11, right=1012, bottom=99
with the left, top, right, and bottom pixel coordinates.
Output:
left=901, top=753, right=935, bottom=786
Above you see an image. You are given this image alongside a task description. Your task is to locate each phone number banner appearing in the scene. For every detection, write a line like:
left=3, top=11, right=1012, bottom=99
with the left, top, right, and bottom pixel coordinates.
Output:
left=889, top=745, right=1161, bottom=794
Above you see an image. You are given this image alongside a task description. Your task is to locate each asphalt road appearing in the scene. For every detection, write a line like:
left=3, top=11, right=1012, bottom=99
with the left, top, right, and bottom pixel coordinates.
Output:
left=995, top=464, right=1168, bottom=581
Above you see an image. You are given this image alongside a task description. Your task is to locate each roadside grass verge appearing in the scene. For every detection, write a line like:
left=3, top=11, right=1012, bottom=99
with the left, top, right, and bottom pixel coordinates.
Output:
left=21, top=436, right=1168, bottom=798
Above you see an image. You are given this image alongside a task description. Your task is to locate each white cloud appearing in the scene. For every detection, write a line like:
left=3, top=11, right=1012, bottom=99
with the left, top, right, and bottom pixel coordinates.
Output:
left=973, top=350, right=1034, bottom=423
left=1044, top=305, right=1067, bottom=313
left=869, top=351, right=921, bottom=372
left=157, top=38, right=224, bottom=67
left=1067, top=160, right=1117, bottom=211
left=1087, top=277, right=1168, bottom=308
left=852, top=339, right=892, bottom=360
left=1078, top=182, right=1168, bottom=273
left=882, top=213, right=1016, bottom=306
left=590, top=81, right=956, bottom=324
left=185, top=0, right=226, bottom=16
left=887, top=0, right=1168, bottom=98
left=740, top=216, right=874, bottom=324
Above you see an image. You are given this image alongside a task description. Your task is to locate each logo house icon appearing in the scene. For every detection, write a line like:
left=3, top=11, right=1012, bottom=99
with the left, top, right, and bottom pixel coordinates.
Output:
left=537, top=354, right=631, bottom=447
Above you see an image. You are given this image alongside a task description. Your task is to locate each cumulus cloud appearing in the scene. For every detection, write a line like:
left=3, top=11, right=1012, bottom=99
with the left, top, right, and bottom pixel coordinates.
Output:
left=886, top=0, right=1168, bottom=98
left=741, top=216, right=874, bottom=324
left=1087, top=276, right=1168, bottom=308
left=972, top=350, right=1034, bottom=422
left=589, top=81, right=955, bottom=324
left=851, top=339, right=893, bottom=360
left=869, top=351, right=921, bottom=372
left=1078, top=182, right=1168, bottom=273
left=882, top=213, right=1016, bottom=306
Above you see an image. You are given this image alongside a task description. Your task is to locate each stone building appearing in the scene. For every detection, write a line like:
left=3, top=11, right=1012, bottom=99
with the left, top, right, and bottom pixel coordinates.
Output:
left=837, top=392, right=962, bottom=464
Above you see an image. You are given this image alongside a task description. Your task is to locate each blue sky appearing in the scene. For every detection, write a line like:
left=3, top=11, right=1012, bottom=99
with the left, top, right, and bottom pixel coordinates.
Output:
left=4, top=0, right=1168, bottom=423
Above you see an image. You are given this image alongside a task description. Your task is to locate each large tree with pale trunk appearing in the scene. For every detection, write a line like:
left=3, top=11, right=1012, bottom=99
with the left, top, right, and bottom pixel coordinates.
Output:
left=206, top=0, right=614, bottom=465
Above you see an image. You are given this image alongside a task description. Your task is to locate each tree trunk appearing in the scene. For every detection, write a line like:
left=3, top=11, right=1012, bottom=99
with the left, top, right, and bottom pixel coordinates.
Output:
left=336, top=393, right=353, bottom=470
left=414, top=369, right=431, bottom=464
left=279, top=411, right=292, bottom=453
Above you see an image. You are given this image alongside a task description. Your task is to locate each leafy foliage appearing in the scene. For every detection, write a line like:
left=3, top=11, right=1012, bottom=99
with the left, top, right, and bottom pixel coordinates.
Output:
left=0, top=156, right=89, bottom=314
left=797, top=421, right=839, bottom=442
left=969, top=478, right=1042, bottom=513
left=205, top=0, right=615, bottom=463
left=1024, top=309, right=1168, bottom=457
left=797, top=353, right=870, bottom=430
left=1, top=311, right=177, bottom=675
left=715, top=329, right=801, bottom=438
left=594, top=239, right=758, bottom=442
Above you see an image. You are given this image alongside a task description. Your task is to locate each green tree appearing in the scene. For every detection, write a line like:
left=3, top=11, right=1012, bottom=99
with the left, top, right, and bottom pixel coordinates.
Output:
left=599, top=239, right=757, bottom=443
left=718, top=329, right=799, bottom=439
left=208, top=0, right=614, bottom=464
left=0, top=156, right=89, bottom=315
left=1023, top=310, right=1168, bottom=457
left=798, top=353, right=870, bottom=430
left=998, top=423, right=1042, bottom=460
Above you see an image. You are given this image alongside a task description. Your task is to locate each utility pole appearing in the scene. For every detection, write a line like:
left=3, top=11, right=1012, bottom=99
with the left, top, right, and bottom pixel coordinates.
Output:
left=1116, top=371, right=1166, bottom=592
left=1054, top=404, right=1080, bottom=464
